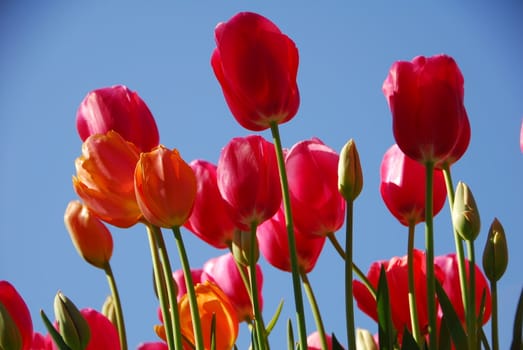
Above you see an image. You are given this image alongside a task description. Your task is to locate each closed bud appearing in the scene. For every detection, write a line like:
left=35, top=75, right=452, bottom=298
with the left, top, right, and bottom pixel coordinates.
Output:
left=101, top=296, right=117, bottom=327
left=452, top=181, right=481, bottom=241
left=54, top=291, right=91, bottom=350
left=338, top=139, right=363, bottom=201
left=482, top=218, right=509, bottom=282
left=232, top=230, right=259, bottom=267
left=0, top=302, right=22, bottom=350
left=356, top=328, right=378, bottom=350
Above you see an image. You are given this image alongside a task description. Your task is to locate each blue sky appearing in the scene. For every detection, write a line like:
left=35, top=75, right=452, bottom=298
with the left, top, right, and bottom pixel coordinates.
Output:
left=1, top=1, right=522, bottom=349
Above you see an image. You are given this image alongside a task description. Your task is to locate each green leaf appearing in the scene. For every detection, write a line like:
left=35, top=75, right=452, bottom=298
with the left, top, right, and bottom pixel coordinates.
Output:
left=401, top=327, right=420, bottom=350
left=510, top=287, right=523, bottom=350
left=40, top=310, right=72, bottom=350
left=332, top=333, right=345, bottom=350
left=434, top=280, right=468, bottom=349
left=437, top=316, right=450, bottom=350
left=210, top=313, right=216, bottom=350
left=266, top=299, right=284, bottom=335
left=376, top=266, right=396, bottom=349
left=287, top=318, right=295, bottom=350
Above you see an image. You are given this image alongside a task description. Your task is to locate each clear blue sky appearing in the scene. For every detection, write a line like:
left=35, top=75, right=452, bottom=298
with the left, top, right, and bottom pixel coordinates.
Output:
left=1, top=1, right=522, bottom=349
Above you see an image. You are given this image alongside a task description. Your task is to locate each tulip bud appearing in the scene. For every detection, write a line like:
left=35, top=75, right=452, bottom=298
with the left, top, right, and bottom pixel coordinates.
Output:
left=232, top=230, right=259, bottom=267
left=452, top=181, right=481, bottom=241
left=482, top=218, right=509, bottom=282
left=54, top=292, right=91, bottom=350
left=101, top=296, right=118, bottom=328
left=356, top=328, right=378, bottom=350
left=0, top=302, right=22, bottom=350
left=338, top=139, right=363, bottom=201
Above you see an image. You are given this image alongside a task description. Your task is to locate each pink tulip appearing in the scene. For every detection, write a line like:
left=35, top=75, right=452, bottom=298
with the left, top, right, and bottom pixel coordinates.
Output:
left=286, top=138, right=345, bottom=237
left=217, top=135, right=281, bottom=230
left=80, top=308, right=120, bottom=350
left=172, top=268, right=203, bottom=301
left=202, top=253, right=263, bottom=322
left=307, top=331, right=344, bottom=350
left=77, top=85, right=159, bottom=152
left=380, top=144, right=447, bottom=226
left=0, top=281, right=33, bottom=350
left=184, top=160, right=237, bottom=249
left=257, top=208, right=326, bottom=273
left=137, top=342, right=169, bottom=350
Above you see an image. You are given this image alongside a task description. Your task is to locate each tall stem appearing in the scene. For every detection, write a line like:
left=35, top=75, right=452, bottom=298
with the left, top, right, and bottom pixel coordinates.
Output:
left=490, top=281, right=499, bottom=350
left=344, top=199, right=356, bottom=350
left=466, top=240, right=477, bottom=350
left=103, top=263, right=128, bottom=350
left=424, top=161, right=437, bottom=349
left=443, top=166, right=469, bottom=315
left=301, top=271, right=328, bottom=350
left=406, top=221, right=422, bottom=345
left=146, top=224, right=175, bottom=350
left=269, top=122, right=308, bottom=350
left=172, top=226, right=204, bottom=350
left=152, top=225, right=183, bottom=350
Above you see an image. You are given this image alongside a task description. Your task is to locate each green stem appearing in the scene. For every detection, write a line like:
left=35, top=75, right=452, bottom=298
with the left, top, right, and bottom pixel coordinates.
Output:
left=490, top=280, right=498, bottom=350
left=327, top=233, right=376, bottom=299
left=424, top=161, right=437, bottom=349
left=172, top=226, right=204, bottom=350
left=406, top=221, right=422, bottom=345
left=103, top=263, right=127, bottom=350
left=344, top=199, right=356, bottom=350
left=466, top=240, right=477, bottom=350
left=443, top=166, right=469, bottom=318
left=269, top=122, right=308, bottom=350
left=146, top=224, right=175, bottom=350
left=151, top=225, right=183, bottom=350
left=301, top=271, right=328, bottom=350
left=248, top=222, right=268, bottom=349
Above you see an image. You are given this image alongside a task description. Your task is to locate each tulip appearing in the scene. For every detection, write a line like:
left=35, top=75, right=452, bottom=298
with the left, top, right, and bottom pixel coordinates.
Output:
left=452, top=181, right=481, bottom=242
left=380, top=144, right=447, bottom=226
left=172, top=268, right=203, bottom=301
left=353, top=250, right=440, bottom=341
left=80, top=308, right=121, bottom=350
left=73, top=130, right=142, bottom=228
left=434, top=253, right=491, bottom=326
left=307, top=331, right=343, bottom=350
left=54, top=291, right=91, bottom=350
left=482, top=218, right=508, bottom=282
left=135, top=145, right=197, bottom=228
left=0, top=281, right=33, bottom=350
left=76, top=85, right=159, bottom=152
left=338, top=139, right=363, bottom=202
left=257, top=208, right=326, bottom=273
left=211, top=12, right=300, bottom=131
left=64, top=200, right=113, bottom=269
left=137, top=342, right=169, bottom=350
left=184, top=160, right=236, bottom=248
left=202, top=253, right=263, bottom=322
left=31, top=333, right=53, bottom=350
left=217, top=135, right=281, bottom=230
left=382, top=54, right=467, bottom=164
left=435, top=108, right=471, bottom=169
left=178, top=281, right=239, bottom=350
left=286, top=138, right=345, bottom=237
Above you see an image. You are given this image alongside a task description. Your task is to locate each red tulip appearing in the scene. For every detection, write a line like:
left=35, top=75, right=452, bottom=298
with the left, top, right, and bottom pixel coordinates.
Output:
left=380, top=144, right=447, bottom=226
left=0, top=281, right=33, bottom=350
left=76, top=85, right=159, bottom=152
left=383, top=55, right=467, bottom=164
left=137, top=342, right=169, bottom=350
left=434, top=253, right=491, bottom=326
left=184, top=160, right=237, bottom=249
left=257, top=208, right=326, bottom=273
left=31, top=333, right=53, bottom=350
left=211, top=12, right=300, bottom=131
left=135, top=146, right=197, bottom=228
left=73, top=130, right=142, bottom=228
left=202, top=253, right=263, bottom=322
left=217, top=135, right=281, bottom=230
left=353, top=250, right=442, bottom=341
left=436, top=107, right=471, bottom=169
left=80, top=308, right=120, bottom=350
left=286, top=138, right=345, bottom=237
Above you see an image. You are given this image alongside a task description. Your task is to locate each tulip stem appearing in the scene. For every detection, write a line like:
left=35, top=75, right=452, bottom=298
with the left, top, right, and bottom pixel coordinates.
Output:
left=152, top=225, right=183, bottom=350
left=103, top=262, right=128, bottom=350
left=300, top=271, right=328, bottom=350
left=172, top=226, right=204, bottom=350
left=327, top=233, right=376, bottom=299
left=424, top=161, right=438, bottom=349
left=146, top=224, right=176, bottom=350
left=249, top=222, right=268, bottom=349
left=344, top=199, right=357, bottom=350
left=270, top=121, right=308, bottom=350
left=466, top=239, right=477, bottom=350
left=490, top=280, right=499, bottom=350
left=406, top=221, right=422, bottom=346
left=443, top=166, right=469, bottom=320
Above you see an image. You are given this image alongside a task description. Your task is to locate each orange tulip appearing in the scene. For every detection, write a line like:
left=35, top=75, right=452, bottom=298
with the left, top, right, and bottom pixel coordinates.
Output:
left=73, top=130, right=142, bottom=228
left=134, top=145, right=197, bottom=228
left=178, top=281, right=239, bottom=350
left=64, top=200, right=113, bottom=269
